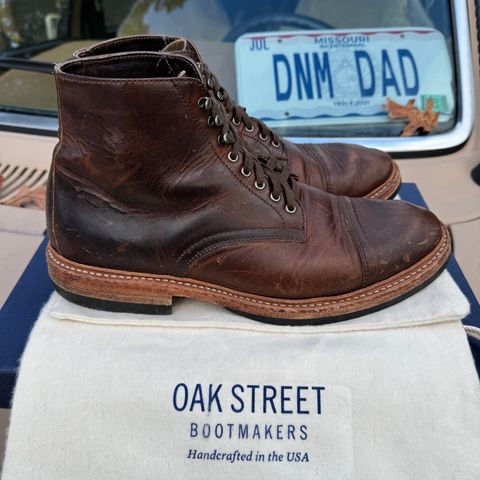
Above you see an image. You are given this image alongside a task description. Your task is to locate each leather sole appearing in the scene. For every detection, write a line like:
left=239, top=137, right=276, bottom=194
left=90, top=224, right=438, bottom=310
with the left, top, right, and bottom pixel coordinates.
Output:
left=46, top=225, right=451, bottom=324
left=366, top=161, right=401, bottom=200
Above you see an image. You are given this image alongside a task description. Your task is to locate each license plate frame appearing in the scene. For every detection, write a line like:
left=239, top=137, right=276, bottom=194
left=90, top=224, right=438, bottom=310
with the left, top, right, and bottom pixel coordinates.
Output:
left=234, top=28, right=454, bottom=128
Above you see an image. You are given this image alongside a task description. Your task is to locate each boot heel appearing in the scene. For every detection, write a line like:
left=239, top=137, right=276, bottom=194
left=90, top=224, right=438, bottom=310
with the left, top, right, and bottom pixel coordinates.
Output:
left=53, top=283, right=173, bottom=315
left=47, top=245, right=174, bottom=315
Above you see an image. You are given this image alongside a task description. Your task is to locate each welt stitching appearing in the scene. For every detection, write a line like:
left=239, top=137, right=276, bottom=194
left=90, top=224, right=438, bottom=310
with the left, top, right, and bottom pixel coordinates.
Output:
left=370, top=179, right=391, bottom=198
left=368, top=169, right=396, bottom=198
left=369, top=165, right=398, bottom=198
left=47, top=229, right=448, bottom=309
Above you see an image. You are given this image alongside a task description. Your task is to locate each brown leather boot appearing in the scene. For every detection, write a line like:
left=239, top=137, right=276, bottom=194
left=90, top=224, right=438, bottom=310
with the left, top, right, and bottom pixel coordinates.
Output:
left=73, top=35, right=401, bottom=200
left=46, top=52, right=450, bottom=324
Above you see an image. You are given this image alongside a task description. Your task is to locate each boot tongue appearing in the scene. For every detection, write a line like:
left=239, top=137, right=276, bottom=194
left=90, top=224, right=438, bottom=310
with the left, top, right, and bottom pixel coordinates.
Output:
left=162, top=39, right=200, bottom=62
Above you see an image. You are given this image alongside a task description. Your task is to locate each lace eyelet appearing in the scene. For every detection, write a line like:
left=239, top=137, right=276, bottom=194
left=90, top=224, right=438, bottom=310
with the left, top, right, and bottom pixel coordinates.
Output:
left=286, top=205, right=297, bottom=214
left=232, top=118, right=240, bottom=126
left=214, top=115, right=223, bottom=126
left=207, top=116, right=215, bottom=127
left=218, top=134, right=224, bottom=145
left=216, top=91, right=223, bottom=101
left=241, top=167, right=251, bottom=177
left=259, top=133, right=268, bottom=141
left=270, top=193, right=281, bottom=202
left=255, top=181, right=266, bottom=190
left=272, top=141, right=281, bottom=148
left=228, top=151, right=239, bottom=163
left=245, top=124, right=255, bottom=132
left=198, top=97, right=212, bottom=109
left=207, top=78, right=213, bottom=88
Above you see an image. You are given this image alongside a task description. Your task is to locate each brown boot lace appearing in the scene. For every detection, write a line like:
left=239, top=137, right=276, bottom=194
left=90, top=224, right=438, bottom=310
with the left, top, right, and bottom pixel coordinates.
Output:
left=197, top=95, right=298, bottom=213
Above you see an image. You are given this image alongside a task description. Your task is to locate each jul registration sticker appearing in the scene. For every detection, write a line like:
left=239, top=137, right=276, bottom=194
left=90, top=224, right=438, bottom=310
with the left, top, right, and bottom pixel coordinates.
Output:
left=234, top=28, right=454, bottom=128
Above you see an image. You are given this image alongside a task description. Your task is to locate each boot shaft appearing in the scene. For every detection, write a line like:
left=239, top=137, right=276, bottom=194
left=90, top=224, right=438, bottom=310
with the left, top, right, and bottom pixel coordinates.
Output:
left=55, top=53, right=214, bottom=205
left=48, top=52, right=303, bottom=275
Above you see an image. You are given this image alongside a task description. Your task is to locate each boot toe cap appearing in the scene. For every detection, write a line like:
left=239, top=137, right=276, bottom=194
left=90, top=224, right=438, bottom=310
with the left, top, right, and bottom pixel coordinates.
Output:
left=332, top=144, right=393, bottom=196
left=347, top=197, right=446, bottom=286
left=300, top=143, right=395, bottom=197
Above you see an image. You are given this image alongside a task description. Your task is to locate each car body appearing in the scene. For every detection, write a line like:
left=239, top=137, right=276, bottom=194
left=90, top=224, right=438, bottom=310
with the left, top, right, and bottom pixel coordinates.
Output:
left=0, top=0, right=479, bottom=465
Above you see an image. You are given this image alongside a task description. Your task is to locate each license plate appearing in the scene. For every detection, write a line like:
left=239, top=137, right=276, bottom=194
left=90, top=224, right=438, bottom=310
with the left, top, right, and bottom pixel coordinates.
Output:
left=234, top=28, right=454, bottom=128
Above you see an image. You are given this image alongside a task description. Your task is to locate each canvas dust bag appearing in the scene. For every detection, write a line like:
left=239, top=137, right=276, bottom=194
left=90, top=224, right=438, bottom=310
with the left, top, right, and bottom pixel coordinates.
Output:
left=2, top=271, right=480, bottom=479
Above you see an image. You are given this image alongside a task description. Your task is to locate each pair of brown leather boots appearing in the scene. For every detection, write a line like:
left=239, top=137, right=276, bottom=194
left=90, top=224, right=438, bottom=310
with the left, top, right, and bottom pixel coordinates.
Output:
left=46, top=35, right=451, bottom=325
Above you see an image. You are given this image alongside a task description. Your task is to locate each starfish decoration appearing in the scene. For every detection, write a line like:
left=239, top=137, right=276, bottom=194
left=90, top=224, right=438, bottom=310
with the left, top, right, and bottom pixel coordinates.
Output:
left=383, top=97, right=440, bottom=137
